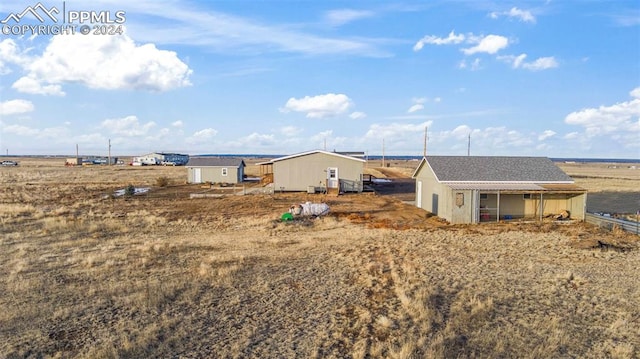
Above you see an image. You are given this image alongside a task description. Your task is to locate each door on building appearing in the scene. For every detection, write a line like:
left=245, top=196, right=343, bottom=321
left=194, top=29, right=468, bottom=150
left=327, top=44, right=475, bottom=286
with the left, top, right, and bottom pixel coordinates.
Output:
left=432, top=193, right=438, bottom=215
left=327, top=167, right=338, bottom=188
left=194, top=168, right=202, bottom=183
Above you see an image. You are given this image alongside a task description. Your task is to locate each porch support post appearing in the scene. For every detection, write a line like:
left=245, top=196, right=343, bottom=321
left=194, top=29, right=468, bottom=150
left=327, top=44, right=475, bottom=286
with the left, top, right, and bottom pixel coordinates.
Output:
left=539, top=193, right=543, bottom=221
left=496, top=191, right=500, bottom=222
left=472, top=190, right=478, bottom=223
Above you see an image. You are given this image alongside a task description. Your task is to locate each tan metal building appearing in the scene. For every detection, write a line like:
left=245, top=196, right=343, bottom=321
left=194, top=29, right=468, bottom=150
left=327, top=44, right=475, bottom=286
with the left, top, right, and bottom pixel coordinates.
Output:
left=259, top=150, right=366, bottom=192
left=186, top=157, right=245, bottom=184
left=412, top=156, right=587, bottom=224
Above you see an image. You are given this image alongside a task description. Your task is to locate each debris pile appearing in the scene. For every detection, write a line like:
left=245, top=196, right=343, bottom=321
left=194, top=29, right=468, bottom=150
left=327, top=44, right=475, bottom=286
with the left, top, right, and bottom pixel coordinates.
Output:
left=289, top=202, right=330, bottom=217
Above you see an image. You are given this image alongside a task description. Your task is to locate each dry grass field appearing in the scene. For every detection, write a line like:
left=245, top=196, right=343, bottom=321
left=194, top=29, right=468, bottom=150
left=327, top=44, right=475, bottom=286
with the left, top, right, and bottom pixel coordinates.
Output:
left=1, top=157, right=639, bottom=358
left=557, top=162, right=640, bottom=192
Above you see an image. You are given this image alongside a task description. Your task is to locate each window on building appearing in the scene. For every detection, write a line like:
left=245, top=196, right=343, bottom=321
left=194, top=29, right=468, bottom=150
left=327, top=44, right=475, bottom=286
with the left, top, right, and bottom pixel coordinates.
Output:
left=222, top=168, right=228, bottom=176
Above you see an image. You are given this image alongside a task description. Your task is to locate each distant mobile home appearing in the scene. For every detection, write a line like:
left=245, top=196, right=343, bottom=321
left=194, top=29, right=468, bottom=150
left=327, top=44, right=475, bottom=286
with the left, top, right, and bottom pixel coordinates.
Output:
left=133, top=152, right=189, bottom=166
left=186, top=157, right=245, bottom=184
left=80, top=157, right=118, bottom=165
left=412, top=156, right=587, bottom=224
left=258, top=150, right=366, bottom=193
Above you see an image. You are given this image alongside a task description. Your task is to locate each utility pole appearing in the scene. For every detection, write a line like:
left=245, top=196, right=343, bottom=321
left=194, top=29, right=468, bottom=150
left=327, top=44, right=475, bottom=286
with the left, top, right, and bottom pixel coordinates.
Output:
left=76, top=144, right=79, bottom=159
left=108, top=139, right=112, bottom=165
left=423, top=126, right=428, bottom=157
left=467, top=133, right=471, bottom=156
left=382, top=138, right=385, bottom=167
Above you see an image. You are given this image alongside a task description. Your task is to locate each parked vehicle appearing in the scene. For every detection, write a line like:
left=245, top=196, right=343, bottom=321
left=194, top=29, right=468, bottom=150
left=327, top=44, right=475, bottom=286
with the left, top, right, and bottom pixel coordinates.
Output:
left=1, top=160, right=18, bottom=166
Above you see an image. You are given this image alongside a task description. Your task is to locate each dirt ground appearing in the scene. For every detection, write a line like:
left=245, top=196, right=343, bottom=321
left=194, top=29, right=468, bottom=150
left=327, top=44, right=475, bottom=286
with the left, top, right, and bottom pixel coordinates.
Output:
left=1, top=157, right=639, bottom=358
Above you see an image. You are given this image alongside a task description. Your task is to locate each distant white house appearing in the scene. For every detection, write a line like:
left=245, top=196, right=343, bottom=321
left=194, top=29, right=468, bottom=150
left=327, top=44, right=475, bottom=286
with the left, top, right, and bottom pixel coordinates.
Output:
left=133, top=152, right=189, bottom=166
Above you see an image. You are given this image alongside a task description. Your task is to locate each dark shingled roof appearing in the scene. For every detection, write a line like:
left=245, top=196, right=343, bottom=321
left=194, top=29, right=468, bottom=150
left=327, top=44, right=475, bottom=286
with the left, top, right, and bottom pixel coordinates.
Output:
left=425, top=156, right=574, bottom=182
left=186, top=157, right=245, bottom=167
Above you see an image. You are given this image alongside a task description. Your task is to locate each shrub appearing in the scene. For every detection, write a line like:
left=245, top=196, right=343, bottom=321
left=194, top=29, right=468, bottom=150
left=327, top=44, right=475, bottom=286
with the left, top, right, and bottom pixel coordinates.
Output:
left=156, top=176, right=170, bottom=187
left=125, top=184, right=136, bottom=197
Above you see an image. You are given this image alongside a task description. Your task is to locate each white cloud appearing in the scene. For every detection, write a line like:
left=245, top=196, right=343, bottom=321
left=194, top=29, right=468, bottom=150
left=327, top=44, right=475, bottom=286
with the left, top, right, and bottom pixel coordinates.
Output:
left=2, top=124, right=69, bottom=139
left=281, top=125, right=302, bottom=136
left=508, top=7, right=536, bottom=23
left=0, top=38, right=31, bottom=74
left=462, top=35, right=509, bottom=55
left=187, top=128, right=218, bottom=143
left=3, top=124, right=40, bottom=137
left=449, top=125, right=475, bottom=141
left=101, top=115, right=156, bottom=137
left=310, top=130, right=332, bottom=142
left=612, top=14, right=640, bottom=27
left=13, top=30, right=192, bottom=95
left=512, top=54, right=528, bottom=68
left=564, top=132, right=580, bottom=140
left=459, top=58, right=482, bottom=70
left=407, top=97, right=441, bottom=113
left=282, top=93, right=353, bottom=118
left=325, top=9, right=374, bottom=26
left=243, top=132, right=275, bottom=144
left=490, top=7, right=536, bottom=23
left=0, top=99, right=34, bottom=116
left=564, top=88, right=640, bottom=148
left=414, top=31, right=510, bottom=57
left=413, top=30, right=465, bottom=51
left=225, top=132, right=276, bottom=149
left=407, top=104, right=424, bottom=113
left=145, top=127, right=173, bottom=142
left=365, top=121, right=431, bottom=140
left=523, top=56, right=558, bottom=70
left=350, top=111, right=367, bottom=119
left=536, top=143, right=552, bottom=151
left=12, top=76, right=64, bottom=96
left=171, top=120, right=184, bottom=127
left=433, top=126, right=534, bottom=153
left=498, top=54, right=558, bottom=71
left=538, top=130, right=556, bottom=141
left=119, top=2, right=388, bottom=57
left=74, top=133, right=107, bottom=145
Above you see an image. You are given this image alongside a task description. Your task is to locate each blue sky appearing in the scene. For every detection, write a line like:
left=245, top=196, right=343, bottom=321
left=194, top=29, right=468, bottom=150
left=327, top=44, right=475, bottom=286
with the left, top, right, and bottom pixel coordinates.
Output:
left=0, top=0, right=638, bottom=158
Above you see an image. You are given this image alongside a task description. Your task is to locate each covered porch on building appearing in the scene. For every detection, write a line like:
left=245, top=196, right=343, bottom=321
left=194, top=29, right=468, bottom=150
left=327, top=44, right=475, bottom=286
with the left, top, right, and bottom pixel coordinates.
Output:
left=449, top=183, right=587, bottom=223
